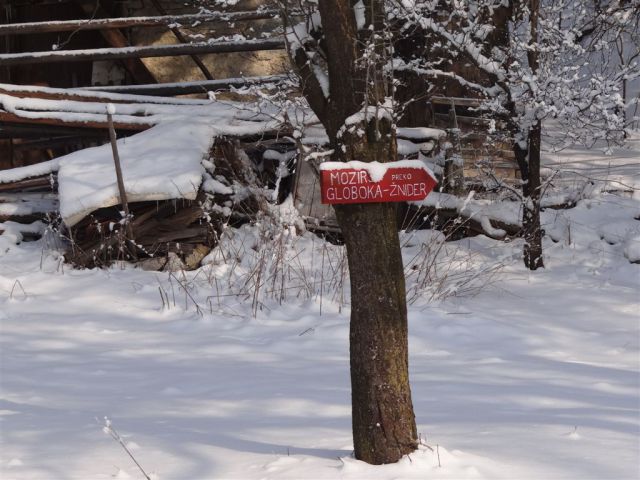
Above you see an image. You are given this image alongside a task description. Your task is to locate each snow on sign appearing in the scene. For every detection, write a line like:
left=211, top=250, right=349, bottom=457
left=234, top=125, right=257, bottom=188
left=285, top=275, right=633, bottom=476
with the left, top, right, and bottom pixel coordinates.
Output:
left=319, top=160, right=437, bottom=205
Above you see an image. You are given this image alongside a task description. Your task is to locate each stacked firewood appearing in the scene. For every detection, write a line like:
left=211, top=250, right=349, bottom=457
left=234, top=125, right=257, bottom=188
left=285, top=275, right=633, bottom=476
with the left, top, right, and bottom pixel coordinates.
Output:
left=0, top=173, right=57, bottom=215
left=64, top=137, right=272, bottom=270
left=64, top=196, right=219, bottom=270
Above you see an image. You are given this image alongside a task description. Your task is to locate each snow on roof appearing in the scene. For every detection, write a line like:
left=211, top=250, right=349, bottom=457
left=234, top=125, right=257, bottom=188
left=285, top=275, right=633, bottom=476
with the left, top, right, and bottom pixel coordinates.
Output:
left=0, top=91, right=280, bottom=128
left=0, top=194, right=58, bottom=217
left=319, top=159, right=436, bottom=183
left=0, top=82, right=212, bottom=105
left=397, top=126, right=446, bottom=140
left=0, top=83, right=287, bottom=136
left=0, top=159, right=60, bottom=184
left=58, top=122, right=215, bottom=227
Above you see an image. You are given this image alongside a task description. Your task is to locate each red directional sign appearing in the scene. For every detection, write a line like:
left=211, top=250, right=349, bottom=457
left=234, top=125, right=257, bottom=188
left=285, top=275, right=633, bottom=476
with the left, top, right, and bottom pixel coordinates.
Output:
left=319, top=160, right=437, bottom=205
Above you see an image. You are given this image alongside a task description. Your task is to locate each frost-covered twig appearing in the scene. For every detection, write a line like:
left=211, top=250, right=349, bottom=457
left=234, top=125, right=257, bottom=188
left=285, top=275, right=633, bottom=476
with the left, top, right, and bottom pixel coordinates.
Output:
left=100, top=417, right=151, bottom=480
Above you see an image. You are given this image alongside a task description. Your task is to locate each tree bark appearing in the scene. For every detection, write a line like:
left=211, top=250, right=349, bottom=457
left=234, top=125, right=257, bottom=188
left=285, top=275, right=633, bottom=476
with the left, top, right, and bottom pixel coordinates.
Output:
left=336, top=201, right=417, bottom=463
left=334, top=121, right=417, bottom=464
left=520, top=0, right=544, bottom=270
left=523, top=120, right=544, bottom=269
left=514, top=121, right=544, bottom=270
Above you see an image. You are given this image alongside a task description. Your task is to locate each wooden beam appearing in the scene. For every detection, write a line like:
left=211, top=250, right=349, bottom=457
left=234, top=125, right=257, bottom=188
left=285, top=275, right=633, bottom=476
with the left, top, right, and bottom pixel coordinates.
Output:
left=0, top=84, right=212, bottom=105
left=11, top=135, right=94, bottom=150
left=0, top=10, right=284, bottom=36
left=430, top=96, right=483, bottom=107
left=0, top=120, right=112, bottom=139
left=74, top=0, right=157, bottom=85
left=433, top=113, right=491, bottom=124
left=83, top=75, right=290, bottom=96
left=0, top=111, right=150, bottom=131
left=0, top=112, right=293, bottom=140
left=147, top=0, right=214, bottom=81
left=0, top=38, right=285, bottom=66
left=0, top=176, right=54, bottom=192
left=0, top=85, right=129, bottom=104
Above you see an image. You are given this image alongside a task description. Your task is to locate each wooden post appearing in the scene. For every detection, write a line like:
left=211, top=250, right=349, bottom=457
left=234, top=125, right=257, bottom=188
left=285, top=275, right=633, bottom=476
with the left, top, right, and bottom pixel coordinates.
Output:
left=106, top=106, right=136, bottom=258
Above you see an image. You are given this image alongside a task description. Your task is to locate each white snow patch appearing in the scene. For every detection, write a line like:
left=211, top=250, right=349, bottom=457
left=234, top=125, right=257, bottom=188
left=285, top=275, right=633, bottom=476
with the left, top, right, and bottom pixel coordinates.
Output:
left=397, top=127, right=447, bottom=140
left=202, top=175, right=233, bottom=196
left=0, top=197, right=58, bottom=217
left=623, top=235, right=640, bottom=263
left=354, top=1, right=366, bottom=29
left=0, top=159, right=59, bottom=184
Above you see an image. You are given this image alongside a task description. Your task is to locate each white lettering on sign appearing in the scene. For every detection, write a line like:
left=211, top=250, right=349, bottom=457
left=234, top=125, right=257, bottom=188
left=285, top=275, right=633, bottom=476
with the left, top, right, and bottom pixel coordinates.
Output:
left=329, top=170, right=369, bottom=186
left=391, top=173, right=412, bottom=181
left=325, top=184, right=384, bottom=201
left=320, top=164, right=437, bottom=204
left=389, top=183, right=427, bottom=197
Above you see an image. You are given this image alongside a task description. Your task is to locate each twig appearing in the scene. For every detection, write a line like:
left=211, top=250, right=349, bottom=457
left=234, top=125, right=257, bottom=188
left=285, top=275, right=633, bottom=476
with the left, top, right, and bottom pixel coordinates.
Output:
left=100, top=417, right=151, bottom=480
left=168, top=272, right=203, bottom=316
left=298, top=327, right=315, bottom=336
left=9, top=279, right=26, bottom=299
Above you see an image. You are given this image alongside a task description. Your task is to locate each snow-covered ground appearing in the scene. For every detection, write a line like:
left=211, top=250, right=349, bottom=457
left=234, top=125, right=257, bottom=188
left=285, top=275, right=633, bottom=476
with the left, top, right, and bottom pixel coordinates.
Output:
left=1, top=137, right=639, bottom=479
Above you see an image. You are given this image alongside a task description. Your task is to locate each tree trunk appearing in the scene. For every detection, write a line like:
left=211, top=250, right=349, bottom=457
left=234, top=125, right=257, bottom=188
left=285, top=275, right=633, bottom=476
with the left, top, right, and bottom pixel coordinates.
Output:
left=520, top=0, right=544, bottom=270
left=514, top=121, right=544, bottom=270
left=285, top=0, right=418, bottom=463
left=334, top=122, right=417, bottom=463
left=336, top=200, right=417, bottom=463
left=523, top=120, right=544, bottom=269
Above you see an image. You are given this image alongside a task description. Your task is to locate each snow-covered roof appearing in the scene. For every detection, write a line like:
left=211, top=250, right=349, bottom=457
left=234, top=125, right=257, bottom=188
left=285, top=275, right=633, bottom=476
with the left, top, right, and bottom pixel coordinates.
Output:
left=0, top=82, right=212, bottom=105
left=0, top=159, right=60, bottom=185
left=0, top=84, right=447, bottom=228
left=0, top=122, right=217, bottom=226
left=57, top=122, right=215, bottom=227
left=0, top=90, right=281, bottom=129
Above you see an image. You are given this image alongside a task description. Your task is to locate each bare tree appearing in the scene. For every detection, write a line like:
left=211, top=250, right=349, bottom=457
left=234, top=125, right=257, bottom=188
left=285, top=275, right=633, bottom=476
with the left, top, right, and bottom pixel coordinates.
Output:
left=390, top=0, right=638, bottom=270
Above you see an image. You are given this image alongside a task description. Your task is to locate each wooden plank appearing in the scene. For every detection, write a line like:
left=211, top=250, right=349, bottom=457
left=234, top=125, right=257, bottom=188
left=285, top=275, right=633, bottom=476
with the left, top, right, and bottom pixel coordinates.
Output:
left=0, top=86, right=132, bottom=105
left=0, top=10, right=283, bottom=36
left=430, top=96, right=483, bottom=107
left=82, top=75, right=290, bottom=96
left=0, top=120, right=111, bottom=139
left=293, top=154, right=336, bottom=226
left=433, top=113, right=491, bottom=124
left=74, top=0, right=157, bottom=85
left=0, top=38, right=285, bottom=66
left=0, top=111, right=150, bottom=131
left=0, top=112, right=292, bottom=140
left=0, top=84, right=212, bottom=105
left=11, top=135, right=90, bottom=150
left=147, top=0, right=214, bottom=81
left=0, top=176, right=54, bottom=192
